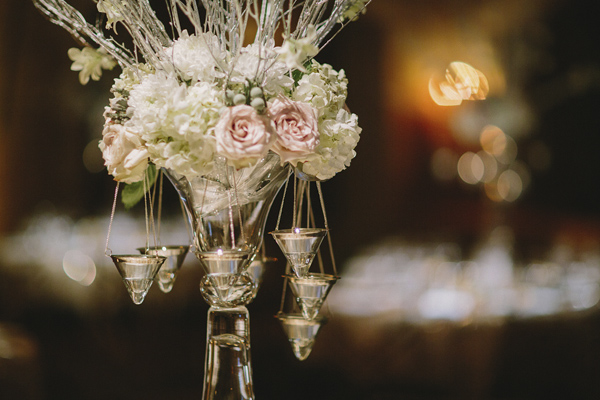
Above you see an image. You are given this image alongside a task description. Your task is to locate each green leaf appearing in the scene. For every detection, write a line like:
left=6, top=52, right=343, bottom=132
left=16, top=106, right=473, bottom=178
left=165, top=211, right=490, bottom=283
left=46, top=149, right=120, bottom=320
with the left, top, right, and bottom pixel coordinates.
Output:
left=292, top=68, right=305, bottom=84
left=121, top=164, right=157, bottom=210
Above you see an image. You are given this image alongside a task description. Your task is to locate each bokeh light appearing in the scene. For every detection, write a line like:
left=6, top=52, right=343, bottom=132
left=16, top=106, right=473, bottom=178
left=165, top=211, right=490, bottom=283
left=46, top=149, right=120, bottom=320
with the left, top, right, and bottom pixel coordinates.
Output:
left=457, top=152, right=484, bottom=184
left=496, top=169, right=523, bottom=202
left=63, top=249, right=96, bottom=286
left=429, top=61, right=489, bottom=106
left=83, top=139, right=105, bottom=173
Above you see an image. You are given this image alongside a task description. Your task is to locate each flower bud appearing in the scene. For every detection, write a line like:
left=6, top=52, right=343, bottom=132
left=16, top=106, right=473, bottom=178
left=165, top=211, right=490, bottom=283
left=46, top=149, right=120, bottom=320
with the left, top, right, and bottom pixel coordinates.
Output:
left=233, top=93, right=247, bottom=105
left=250, top=97, right=265, bottom=111
left=250, top=87, right=263, bottom=99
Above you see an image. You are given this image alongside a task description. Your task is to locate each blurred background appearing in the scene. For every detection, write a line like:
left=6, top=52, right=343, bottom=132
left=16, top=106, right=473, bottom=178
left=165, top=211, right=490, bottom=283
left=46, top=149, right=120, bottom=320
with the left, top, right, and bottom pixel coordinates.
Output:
left=2, top=0, right=600, bottom=399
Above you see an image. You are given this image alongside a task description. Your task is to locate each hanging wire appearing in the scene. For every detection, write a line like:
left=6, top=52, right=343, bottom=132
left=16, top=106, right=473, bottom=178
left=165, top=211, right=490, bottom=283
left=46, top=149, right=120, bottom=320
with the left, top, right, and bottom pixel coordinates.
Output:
left=193, top=178, right=210, bottom=252
left=316, top=182, right=337, bottom=276
left=231, top=167, right=246, bottom=246
left=295, top=179, right=306, bottom=227
left=143, top=172, right=151, bottom=250
left=275, top=173, right=291, bottom=230
left=279, top=260, right=295, bottom=314
left=179, top=196, right=194, bottom=248
left=292, top=173, right=297, bottom=227
left=305, top=182, right=311, bottom=228
left=307, top=190, right=326, bottom=275
left=142, top=168, right=160, bottom=253
left=226, top=183, right=236, bottom=249
left=104, top=182, right=121, bottom=257
left=156, top=170, right=164, bottom=245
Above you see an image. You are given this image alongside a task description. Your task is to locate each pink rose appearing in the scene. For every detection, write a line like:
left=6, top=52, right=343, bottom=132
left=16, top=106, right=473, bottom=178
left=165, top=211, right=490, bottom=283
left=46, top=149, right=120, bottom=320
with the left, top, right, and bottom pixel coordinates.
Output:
left=99, top=124, right=149, bottom=183
left=269, top=98, right=319, bottom=165
left=215, top=105, right=276, bottom=168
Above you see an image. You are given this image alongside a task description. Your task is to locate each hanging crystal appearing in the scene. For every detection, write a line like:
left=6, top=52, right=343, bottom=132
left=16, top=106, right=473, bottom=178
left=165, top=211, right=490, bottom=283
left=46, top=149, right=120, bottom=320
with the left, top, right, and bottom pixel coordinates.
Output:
left=287, top=273, right=339, bottom=320
left=277, top=313, right=327, bottom=361
left=138, top=245, right=189, bottom=293
left=111, top=255, right=166, bottom=305
left=196, top=250, right=252, bottom=302
left=270, top=228, right=327, bottom=278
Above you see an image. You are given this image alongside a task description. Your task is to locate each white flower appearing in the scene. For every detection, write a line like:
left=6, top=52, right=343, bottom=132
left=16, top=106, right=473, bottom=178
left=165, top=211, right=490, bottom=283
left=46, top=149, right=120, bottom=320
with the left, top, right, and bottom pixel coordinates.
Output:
left=292, top=60, right=348, bottom=119
left=97, top=0, right=125, bottom=29
left=125, top=72, right=223, bottom=178
left=299, top=109, right=362, bottom=180
left=215, top=105, right=276, bottom=168
left=99, top=124, right=149, bottom=183
left=340, top=0, right=369, bottom=22
left=276, top=25, right=319, bottom=72
left=68, top=47, right=116, bottom=85
left=230, top=42, right=294, bottom=97
left=165, top=31, right=224, bottom=83
left=269, top=98, right=319, bottom=165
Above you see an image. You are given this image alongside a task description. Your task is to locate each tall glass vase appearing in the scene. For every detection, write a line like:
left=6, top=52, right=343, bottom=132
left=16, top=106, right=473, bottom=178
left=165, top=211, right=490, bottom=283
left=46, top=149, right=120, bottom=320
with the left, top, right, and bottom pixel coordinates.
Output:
left=166, top=152, right=290, bottom=254
left=203, top=306, right=253, bottom=400
left=165, top=152, right=290, bottom=400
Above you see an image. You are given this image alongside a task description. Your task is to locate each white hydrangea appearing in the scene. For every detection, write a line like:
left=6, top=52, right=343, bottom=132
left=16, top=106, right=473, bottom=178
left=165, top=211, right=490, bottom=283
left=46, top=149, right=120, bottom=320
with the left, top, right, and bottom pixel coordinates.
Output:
left=165, top=31, right=225, bottom=84
left=112, top=65, right=145, bottom=93
left=230, top=42, right=294, bottom=97
left=125, top=71, right=224, bottom=178
left=299, top=109, right=362, bottom=180
left=99, top=34, right=361, bottom=183
left=292, top=60, right=348, bottom=119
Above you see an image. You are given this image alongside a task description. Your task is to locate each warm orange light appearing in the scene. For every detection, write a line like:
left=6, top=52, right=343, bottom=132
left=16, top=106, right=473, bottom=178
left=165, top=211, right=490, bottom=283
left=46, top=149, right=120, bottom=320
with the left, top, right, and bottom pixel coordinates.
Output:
left=429, top=62, right=489, bottom=106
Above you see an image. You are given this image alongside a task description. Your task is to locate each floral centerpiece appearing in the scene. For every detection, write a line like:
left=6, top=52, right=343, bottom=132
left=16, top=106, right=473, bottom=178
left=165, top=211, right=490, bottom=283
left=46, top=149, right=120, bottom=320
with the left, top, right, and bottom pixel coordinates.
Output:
left=35, top=0, right=368, bottom=187
left=34, top=2, right=372, bottom=392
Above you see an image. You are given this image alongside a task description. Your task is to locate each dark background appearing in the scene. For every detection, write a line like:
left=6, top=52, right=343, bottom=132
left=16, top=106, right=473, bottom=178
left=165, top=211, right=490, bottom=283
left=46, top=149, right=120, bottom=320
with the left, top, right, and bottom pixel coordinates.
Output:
left=2, top=0, right=600, bottom=399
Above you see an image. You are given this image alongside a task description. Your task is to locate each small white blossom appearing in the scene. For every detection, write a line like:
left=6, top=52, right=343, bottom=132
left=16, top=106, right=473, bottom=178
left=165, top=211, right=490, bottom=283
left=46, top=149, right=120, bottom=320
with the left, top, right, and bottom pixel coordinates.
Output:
left=97, top=0, right=126, bottom=29
left=276, top=25, right=319, bottom=72
left=68, top=47, right=116, bottom=85
left=340, top=0, right=369, bottom=22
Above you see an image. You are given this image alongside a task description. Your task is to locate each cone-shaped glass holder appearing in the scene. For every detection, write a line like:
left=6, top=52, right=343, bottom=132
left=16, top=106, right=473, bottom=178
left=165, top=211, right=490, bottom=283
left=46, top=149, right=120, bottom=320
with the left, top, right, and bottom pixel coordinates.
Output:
left=277, top=313, right=327, bottom=361
left=196, top=250, right=251, bottom=302
left=270, top=228, right=327, bottom=278
left=138, top=245, right=189, bottom=293
left=200, top=272, right=256, bottom=307
left=287, top=273, right=339, bottom=320
left=111, top=254, right=166, bottom=305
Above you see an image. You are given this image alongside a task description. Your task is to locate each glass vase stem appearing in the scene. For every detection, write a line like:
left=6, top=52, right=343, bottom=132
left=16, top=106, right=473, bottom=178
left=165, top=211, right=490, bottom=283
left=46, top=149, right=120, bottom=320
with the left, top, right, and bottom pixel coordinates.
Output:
left=203, top=306, right=254, bottom=400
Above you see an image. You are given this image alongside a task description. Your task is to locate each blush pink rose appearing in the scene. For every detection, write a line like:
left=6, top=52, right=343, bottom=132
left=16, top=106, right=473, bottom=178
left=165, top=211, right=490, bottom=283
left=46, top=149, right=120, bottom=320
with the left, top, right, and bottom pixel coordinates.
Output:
left=99, top=124, right=149, bottom=183
left=269, top=98, right=319, bottom=165
left=215, top=105, right=276, bottom=168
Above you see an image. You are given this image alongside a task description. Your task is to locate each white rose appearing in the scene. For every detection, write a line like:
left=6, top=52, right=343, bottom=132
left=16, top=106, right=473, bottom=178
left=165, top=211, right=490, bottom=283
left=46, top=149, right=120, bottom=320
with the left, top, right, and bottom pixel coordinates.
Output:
left=269, top=98, right=320, bottom=165
left=99, top=124, right=149, bottom=183
left=215, top=105, right=276, bottom=168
